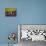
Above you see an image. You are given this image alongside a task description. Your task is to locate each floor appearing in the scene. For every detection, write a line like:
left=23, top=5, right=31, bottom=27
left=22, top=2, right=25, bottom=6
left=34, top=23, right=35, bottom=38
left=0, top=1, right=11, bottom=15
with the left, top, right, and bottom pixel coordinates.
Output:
left=19, top=39, right=46, bottom=46
left=0, top=40, right=46, bottom=46
left=0, top=44, right=18, bottom=46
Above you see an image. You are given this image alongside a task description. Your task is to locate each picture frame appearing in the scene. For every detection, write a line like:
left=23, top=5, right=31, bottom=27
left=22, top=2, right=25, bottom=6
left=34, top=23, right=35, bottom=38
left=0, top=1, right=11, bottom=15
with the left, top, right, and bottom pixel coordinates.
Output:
left=5, top=8, right=16, bottom=16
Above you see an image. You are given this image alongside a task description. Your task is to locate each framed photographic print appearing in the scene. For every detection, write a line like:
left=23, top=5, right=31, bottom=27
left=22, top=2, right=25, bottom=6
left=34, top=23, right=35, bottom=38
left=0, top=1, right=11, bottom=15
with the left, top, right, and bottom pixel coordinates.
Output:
left=5, top=8, right=16, bottom=16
